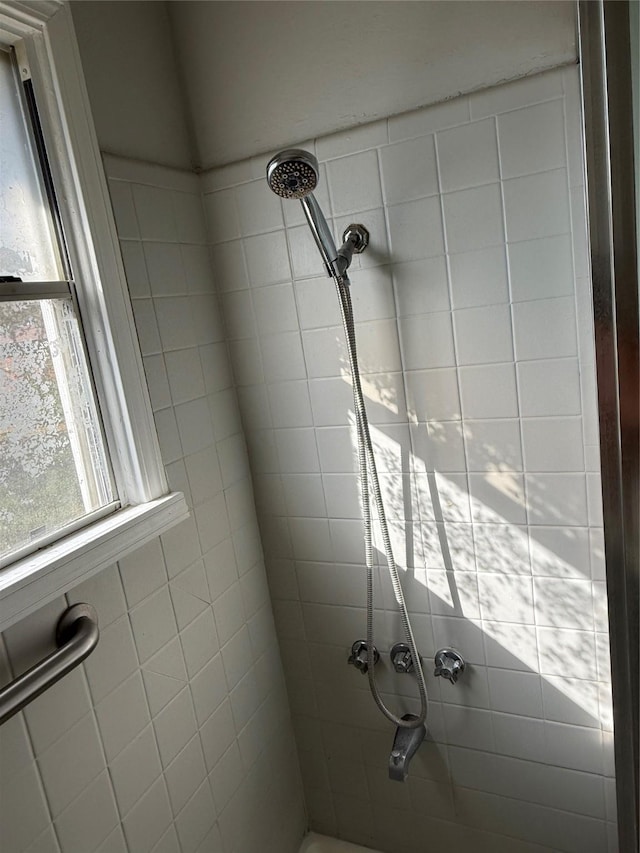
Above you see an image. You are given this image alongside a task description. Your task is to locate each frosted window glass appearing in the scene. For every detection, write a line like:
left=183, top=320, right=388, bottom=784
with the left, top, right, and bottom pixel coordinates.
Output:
left=0, top=49, right=63, bottom=281
left=0, top=299, right=114, bottom=561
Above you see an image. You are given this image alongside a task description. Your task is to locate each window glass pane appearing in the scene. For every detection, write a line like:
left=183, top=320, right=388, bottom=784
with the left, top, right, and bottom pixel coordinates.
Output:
left=0, top=299, right=115, bottom=561
left=0, top=49, right=63, bottom=281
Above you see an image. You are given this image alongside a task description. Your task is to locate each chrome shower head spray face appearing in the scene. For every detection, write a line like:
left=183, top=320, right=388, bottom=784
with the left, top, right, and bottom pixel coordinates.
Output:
left=266, top=149, right=319, bottom=199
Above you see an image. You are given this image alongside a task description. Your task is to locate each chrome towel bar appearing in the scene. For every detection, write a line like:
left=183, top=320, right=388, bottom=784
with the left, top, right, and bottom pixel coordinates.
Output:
left=0, top=603, right=99, bottom=726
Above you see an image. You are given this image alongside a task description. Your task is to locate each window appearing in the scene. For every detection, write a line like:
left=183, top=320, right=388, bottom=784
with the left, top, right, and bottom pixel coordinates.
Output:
left=0, top=3, right=188, bottom=630
left=1, top=48, right=116, bottom=564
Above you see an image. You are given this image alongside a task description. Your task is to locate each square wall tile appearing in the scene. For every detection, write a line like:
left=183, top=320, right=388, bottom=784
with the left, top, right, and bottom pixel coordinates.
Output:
left=393, top=256, right=450, bottom=316
left=453, top=304, right=513, bottom=365
left=503, top=169, right=571, bottom=242
left=328, top=149, right=382, bottom=215
left=381, top=135, right=438, bottom=204
left=119, top=538, right=168, bottom=609
left=172, top=191, right=207, bottom=245
left=295, top=277, right=341, bottom=329
left=211, top=239, right=248, bottom=292
left=244, top=231, right=291, bottom=286
left=121, top=777, right=172, bottom=853
left=54, top=772, right=119, bottom=853
left=252, top=283, right=299, bottom=335
left=38, top=713, right=104, bottom=817
left=175, top=397, right=215, bottom=455
left=437, top=117, right=499, bottom=192
left=109, top=181, right=139, bottom=239
left=411, top=420, right=466, bottom=473
left=387, top=196, right=444, bottom=262
left=469, top=472, right=526, bottom=525
left=302, top=326, right=344, bottom=379
left=459, top=363, right=518, bottom=420
left=235, top=179, right=283, bottom=235
left=348, top=265, right=398, bottom=322
left=449, top=245, right=509, bottom=309
left=204, top=188, right=240, bottom=243
left=222, top=290, right=257, bottom=341
left=67, top=564, right=126, bottom=631
left=526, top=473, right=589, bottom=527
left=154, top=296, right=195, bottom=351
left=517, top=357, right=581, bottom=416
left=478, top=573, right=534, bottom=624
left=110, top=725, right=162, bottom=816
left=130, top=586, right=178, bottom=663
left=181, top=244, right=215, bottom=294
left=84, top=614, right=138, bottom=704
left=132, top=299, right=162, bottom=355
left=488, top=669, right=543, bottom=717
left=443, top=183, right=504, bottom=254
left=464, top=419, right=523, bottom=472
left=175, top=778, right=217, bottom=853
left=143, top=355, right=171, bottom=411
left=521, top=417, right=584, bottom=472
left=512, top=296, right=577, bottom=362
left=473, top=522, right=530, bottom=574
left=399, top=313, right=455, bottom=370
left=509, top=234, right=574, bottom=302
left=261, top=332, right=307, bottom=382
left=498, top=99, right=566, bottom=178
left=268, top=381, right=313, bottom=428
left=120, top=241, right=149, bottom=298
left=405, top=368, right=461, bottom=422
left=0, top=764, right=50, bottom=850
left=164, top=735, right=207, bottom=817
left=143, top=242, right=186, bottom=297
left=534, top=576, right=594, bottom=630
left=95, top=672, right=150, bottom=762
left=133, top=184, right=177, bottom=242
left=289, top=222, right=328, bottom=280
left=153, top=687, right=198, bottom=768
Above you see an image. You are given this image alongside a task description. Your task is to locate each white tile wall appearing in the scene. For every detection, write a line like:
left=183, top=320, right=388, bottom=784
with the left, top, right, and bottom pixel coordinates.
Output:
left=203, top=67, right=615, bottom=853
left=0, top=158, right=305, bottom=853
left=0, top=65, right=615, bottom=853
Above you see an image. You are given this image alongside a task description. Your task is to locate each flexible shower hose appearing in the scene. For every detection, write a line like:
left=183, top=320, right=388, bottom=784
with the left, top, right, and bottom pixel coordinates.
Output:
left=334, top=273, right=428, bottom=730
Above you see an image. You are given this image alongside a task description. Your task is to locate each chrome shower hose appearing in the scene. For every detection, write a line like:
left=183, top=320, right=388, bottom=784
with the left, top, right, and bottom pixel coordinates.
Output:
left=334, top=273, right=428, bottom=730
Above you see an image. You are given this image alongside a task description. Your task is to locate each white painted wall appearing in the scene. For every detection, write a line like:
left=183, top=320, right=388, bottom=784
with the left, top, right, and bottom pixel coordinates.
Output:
left=70, top=1, right=195, bottom=169
left=169, top=0, right=577, bottom=169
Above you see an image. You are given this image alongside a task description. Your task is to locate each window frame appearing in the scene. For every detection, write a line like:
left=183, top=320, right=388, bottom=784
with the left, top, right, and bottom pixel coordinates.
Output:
left=0, top=1, right=189, bottom=631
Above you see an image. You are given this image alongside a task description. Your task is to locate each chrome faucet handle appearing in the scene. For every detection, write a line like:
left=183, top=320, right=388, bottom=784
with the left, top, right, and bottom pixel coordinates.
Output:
left=434, top=648, right=465, bottom=684
left=347, top=640, right=379, bottom=675
left=390, top=642, right=415, bottom=673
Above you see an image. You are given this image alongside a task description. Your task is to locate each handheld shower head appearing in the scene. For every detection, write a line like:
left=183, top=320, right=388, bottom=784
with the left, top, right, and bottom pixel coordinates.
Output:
left=266, top=149, right=319, bottom=199
left=266, top=149, right=368, bottom=280
left=267, top=148, right=337, bottom=275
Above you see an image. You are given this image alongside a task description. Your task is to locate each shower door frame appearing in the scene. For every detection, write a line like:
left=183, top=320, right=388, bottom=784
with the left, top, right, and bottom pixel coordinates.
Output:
left=578, top=1, right=639, bottom=851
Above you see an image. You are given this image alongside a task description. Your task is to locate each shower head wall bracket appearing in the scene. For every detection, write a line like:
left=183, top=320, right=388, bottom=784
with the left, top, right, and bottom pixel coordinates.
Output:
left=335, top=224, right=370, bottom=279
left=342, top=224, right=369, bottom=254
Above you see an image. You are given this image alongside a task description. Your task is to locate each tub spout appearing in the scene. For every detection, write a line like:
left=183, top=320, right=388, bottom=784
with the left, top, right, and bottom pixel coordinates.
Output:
left=388, top=714, right=426, bottom=782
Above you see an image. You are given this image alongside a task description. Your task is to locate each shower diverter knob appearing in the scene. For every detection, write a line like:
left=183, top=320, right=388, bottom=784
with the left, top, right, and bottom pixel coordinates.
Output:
left=347, top=640, right=379, bottom=675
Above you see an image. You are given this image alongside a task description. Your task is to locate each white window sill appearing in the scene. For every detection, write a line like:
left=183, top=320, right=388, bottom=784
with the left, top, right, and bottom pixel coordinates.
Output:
left=0, top=491, right=189, bottom=632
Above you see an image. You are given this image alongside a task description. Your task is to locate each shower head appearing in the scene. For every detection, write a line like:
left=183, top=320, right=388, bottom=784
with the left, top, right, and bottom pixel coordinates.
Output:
left=266, top=149, right=319, bottom=199
left=267, top=148, right=337, bottom=275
